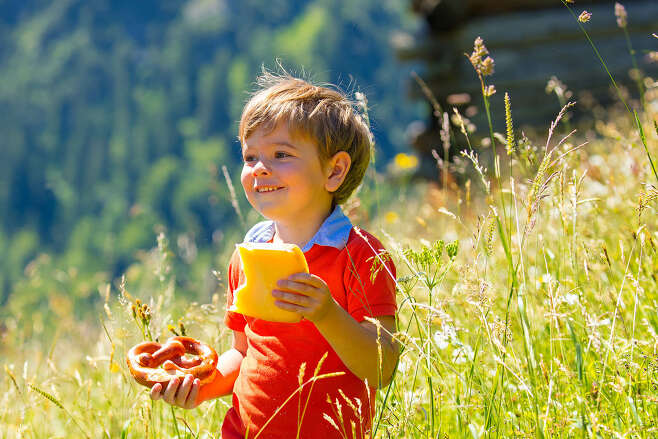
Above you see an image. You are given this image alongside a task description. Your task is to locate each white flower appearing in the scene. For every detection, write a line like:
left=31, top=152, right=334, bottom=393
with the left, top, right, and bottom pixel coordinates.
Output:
left=433, top=325, right=456, bottom=350
left=433, top=331, right=450, bottom=350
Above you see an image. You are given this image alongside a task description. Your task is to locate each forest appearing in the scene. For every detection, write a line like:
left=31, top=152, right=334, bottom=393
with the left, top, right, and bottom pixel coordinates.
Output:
left=0, top=0, right=421, bottom=310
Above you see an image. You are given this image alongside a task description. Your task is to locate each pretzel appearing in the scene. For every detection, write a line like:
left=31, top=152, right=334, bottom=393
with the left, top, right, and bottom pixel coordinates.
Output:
left=126, top=336, right=218, bottom=387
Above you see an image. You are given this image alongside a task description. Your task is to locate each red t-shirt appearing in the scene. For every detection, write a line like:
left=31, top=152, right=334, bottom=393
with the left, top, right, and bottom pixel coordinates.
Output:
left=222, top=228, right=397, bottom=439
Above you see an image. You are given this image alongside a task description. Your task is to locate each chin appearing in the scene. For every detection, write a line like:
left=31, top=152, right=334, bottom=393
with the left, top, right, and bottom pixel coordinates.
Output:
left=254, top=205, right=288, bottom=221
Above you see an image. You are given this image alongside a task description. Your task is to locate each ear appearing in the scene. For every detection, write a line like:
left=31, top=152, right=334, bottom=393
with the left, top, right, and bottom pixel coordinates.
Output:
left=324, top=151, right=351, bottom=193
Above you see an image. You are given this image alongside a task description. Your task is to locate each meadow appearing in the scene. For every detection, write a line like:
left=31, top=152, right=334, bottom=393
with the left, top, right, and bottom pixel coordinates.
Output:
left=2, top=7, right=658, bottom=439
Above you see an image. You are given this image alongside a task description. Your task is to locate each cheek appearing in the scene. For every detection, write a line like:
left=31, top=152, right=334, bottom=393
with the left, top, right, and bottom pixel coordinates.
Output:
left=240, top=166, right=254, bottom=198
left=240, top=166, right=252, bottom=190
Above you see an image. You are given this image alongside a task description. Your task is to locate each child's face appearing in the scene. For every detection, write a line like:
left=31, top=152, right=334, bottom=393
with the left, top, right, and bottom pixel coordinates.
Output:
left=240, top=122, right=334, bottom=223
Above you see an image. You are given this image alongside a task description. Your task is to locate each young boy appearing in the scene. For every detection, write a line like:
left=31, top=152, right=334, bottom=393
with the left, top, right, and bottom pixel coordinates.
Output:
left=149, top=72, right=399, bottom=439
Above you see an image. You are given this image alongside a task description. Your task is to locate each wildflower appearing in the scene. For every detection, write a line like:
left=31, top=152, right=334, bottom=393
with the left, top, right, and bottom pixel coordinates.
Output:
left=434, top=331, right=450, bottom=350
left=446, top=240, right=459, bottom=260
left=578, top=11, right=592, bottom=23
left=433, top=326, right=456, bottom=350
left=647, top=52, right=658, bottom=63
left=468, top=37, right=495, bottom=77
left=614, top=3, right=627, bottom=28
left=384, top=211, right=399, bottom=224
left=394, top=152, right=419, bottom=170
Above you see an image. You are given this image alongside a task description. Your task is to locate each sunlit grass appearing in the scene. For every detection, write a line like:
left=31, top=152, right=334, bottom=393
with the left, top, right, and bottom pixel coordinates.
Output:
left=2, top=89, right=656, bottom=437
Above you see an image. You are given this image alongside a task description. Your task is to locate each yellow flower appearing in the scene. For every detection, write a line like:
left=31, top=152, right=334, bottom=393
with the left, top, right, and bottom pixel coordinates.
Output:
left=385, top=211, right=399, bottom=224
left=394, top=153, right=419, bottom=170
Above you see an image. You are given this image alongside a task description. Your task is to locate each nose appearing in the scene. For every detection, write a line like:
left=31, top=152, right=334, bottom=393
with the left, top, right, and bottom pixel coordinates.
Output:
left=252, top=159, right=271, bottom=177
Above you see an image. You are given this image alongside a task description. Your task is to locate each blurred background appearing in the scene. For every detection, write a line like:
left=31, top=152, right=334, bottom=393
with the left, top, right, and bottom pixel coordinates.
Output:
left=1, top=0, right=655, bottom=325
left=0, top=0, right=426, bottom=320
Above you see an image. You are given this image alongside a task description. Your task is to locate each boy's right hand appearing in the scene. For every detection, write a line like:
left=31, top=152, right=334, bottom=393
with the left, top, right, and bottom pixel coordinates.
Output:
left=150, top=374, right=201, bottom=409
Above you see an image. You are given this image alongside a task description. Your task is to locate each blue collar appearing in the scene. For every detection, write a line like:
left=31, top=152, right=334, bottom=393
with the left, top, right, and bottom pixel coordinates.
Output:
left=243, top=206, right=353, bottom=252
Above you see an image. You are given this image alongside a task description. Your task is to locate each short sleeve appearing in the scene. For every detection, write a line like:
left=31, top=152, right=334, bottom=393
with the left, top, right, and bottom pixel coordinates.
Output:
left=343, top=233, right=397, bottom=323
left=224, top=249, right=248, bottom=332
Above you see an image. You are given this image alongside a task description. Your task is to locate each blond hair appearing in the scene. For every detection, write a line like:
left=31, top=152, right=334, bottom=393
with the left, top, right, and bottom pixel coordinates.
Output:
left=239, top=71, right=372, bottom=205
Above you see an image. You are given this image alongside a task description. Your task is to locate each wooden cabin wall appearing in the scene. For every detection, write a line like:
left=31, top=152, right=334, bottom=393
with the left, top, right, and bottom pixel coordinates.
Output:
left=400, top=0, right=657, bottom=179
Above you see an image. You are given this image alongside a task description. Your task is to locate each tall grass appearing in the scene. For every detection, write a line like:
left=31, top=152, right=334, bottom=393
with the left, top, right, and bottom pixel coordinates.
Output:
left=1, top=4, right=658, bottom=438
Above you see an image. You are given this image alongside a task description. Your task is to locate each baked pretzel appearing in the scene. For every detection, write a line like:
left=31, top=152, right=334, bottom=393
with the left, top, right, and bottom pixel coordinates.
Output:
left=126, top=336, right=218, bottom=387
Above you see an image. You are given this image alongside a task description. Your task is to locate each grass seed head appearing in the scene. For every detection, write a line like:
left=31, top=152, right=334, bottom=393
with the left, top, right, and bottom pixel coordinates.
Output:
left=468, top=37, right=495, bottom=77
left=298, top=362, right=307, bottom=386
left=578, top=11, right=592, bottom=23
left=450, top=109, right=463, bottom=131
left=638, top=184, right=658, bottom=220
left=323, top=413, right=340, bottom=431
left=504, top=92, right=515, bottom=156
left=484, top=85, right=496, bottom=97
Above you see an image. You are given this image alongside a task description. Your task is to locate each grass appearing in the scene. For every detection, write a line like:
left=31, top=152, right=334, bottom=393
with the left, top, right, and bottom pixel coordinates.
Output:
left=2, top=5, right=658, bottom=438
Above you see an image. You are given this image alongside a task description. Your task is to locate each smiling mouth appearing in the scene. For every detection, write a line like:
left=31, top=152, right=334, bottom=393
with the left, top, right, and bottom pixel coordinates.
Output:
left=255, top=186, right=284, bottom=193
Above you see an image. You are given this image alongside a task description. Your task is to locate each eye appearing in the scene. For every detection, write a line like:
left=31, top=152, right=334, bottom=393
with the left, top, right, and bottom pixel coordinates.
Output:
left=275, top=151, right=291, bottom=159
left=243, top=154, right=257, bottom=163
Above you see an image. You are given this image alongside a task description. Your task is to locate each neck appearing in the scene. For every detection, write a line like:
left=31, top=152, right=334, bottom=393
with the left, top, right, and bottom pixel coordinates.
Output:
left=273, top=206, right=334, bottom=249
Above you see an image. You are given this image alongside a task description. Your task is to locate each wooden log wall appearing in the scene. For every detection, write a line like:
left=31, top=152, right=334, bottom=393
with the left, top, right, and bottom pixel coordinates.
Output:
left=398, top=0, right=658, bottom=178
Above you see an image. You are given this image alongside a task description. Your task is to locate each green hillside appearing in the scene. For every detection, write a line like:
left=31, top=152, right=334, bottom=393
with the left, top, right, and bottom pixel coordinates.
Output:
left=0, top=0, right=422, bottom=306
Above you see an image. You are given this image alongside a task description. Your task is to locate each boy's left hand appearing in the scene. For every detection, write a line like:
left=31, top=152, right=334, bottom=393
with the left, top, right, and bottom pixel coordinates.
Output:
left=273, top=273, right=337, bottom=323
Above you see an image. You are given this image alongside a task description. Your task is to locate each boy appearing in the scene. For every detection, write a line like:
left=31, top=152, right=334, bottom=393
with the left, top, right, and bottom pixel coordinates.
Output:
left=150, top=72, right=399, bottom=439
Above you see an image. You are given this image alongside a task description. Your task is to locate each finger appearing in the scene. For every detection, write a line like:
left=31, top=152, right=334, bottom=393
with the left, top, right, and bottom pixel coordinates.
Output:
left=163, top=377, right=180, bottom=404
left=275, top=280, right=320, bottom=297
left=287, top=273, right=325, bottom=287
left=150, top=383, right=163, bottom=401
left=273, top=299, right=307, bottom=313
left=272, top=289, right=314, bottom=307
left=185, top=378, right=201, bottom=409
left=175, top=375, right=194, bottom=407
